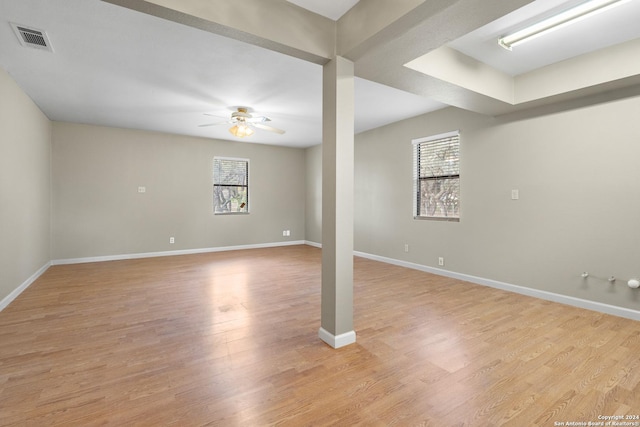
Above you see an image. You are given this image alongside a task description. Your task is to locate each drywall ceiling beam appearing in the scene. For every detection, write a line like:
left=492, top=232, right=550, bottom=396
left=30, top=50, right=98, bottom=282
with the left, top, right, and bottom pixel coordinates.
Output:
left=336, top=0, right=426, bottom=59
left=102, top=0, right=335, bottom=65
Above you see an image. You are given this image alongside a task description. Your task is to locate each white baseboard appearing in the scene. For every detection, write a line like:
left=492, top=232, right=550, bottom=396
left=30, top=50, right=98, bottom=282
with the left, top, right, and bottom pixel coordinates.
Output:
left=304, top=240, right=321, bottom=248
left=0, top=262, right=51, bottom=312
left=306, top=243, right=639, bottom=321
left=52, top=240, right=306, bottom=265
left=353, top=250, right=640, bottom=322
left=318, top=327, right=356, bottom=348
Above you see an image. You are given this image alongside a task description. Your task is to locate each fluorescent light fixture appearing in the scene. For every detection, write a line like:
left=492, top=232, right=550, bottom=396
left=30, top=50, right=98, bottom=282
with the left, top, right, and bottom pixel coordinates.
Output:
left=498, top=0, right=631, bottom=50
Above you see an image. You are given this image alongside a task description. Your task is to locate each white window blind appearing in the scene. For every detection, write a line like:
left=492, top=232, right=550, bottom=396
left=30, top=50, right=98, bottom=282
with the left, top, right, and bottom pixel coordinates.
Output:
left=213, top=157, right=249, bottom=214
left=412, top=131, right=460, bottom=220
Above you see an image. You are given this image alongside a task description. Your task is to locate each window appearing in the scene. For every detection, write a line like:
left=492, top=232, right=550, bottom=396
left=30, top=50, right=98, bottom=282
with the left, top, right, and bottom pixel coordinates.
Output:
left=413, top=131, right=460, bottom=220
left=213, top=157, right=249, bottom=214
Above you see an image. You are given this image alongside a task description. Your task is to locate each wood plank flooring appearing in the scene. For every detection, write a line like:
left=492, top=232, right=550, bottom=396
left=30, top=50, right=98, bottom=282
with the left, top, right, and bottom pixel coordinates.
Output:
left=0, top=245, right=639, bottom=426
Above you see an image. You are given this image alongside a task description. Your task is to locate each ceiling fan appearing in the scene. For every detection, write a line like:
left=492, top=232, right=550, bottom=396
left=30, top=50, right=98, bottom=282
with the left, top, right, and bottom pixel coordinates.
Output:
left=199, top=107, right=285, bottom=138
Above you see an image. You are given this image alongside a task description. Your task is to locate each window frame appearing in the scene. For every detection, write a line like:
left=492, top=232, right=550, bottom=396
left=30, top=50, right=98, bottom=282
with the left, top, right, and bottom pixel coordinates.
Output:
left=213, top=156, right=250, bottom=215
left=412, top=130, right=460, bottom=221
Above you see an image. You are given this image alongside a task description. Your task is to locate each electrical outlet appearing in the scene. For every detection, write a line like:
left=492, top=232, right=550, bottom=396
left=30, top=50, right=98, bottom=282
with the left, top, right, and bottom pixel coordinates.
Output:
left=138, top=186, right=146, bottom=193
left=283, top=230, right=291, bottom=237
left=438, top=257, right=444, bottom=266
left=169, top=237, right=175, bottom=244
left=404, top=244, right=409, bottom=253
left=511, top=189, right=519, bottom=200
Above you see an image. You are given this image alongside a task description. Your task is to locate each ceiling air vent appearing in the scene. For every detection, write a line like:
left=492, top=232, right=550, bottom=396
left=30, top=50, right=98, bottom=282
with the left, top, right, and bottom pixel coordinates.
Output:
left=11, top=23, right=53, bottom=52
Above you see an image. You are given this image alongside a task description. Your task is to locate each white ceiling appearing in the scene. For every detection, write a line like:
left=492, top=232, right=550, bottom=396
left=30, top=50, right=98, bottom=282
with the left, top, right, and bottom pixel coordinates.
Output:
left=0, top=0, right=443, bottom=148
left=1, top=0, right=639, bottom=148
left=286, top=0, right=361, bottom=20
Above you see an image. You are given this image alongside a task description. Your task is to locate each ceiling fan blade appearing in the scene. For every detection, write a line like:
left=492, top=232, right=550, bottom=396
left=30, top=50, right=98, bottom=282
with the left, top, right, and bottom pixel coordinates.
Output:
left=245, top=116, right=270, bottom=123
left=198, top=121, right=229, bottom=127
left=253, top=122, right=285, bottom=134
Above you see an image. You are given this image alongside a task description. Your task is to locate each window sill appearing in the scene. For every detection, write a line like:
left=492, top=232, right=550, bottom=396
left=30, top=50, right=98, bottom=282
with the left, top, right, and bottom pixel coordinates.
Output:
left=413, top=216, right=459, bottom=222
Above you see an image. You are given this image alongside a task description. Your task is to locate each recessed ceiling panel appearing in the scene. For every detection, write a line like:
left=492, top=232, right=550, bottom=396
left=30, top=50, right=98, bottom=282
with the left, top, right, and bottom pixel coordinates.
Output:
left=286, top=0, right=360, bottom=20
left=448, top=0, right=640, bottom=76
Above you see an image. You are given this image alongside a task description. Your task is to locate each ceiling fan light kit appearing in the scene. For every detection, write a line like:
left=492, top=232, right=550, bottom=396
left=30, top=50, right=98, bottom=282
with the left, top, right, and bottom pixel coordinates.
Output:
left=229, top=124, right=254, bottom=138
left=498, top=0, right=630, bottom=50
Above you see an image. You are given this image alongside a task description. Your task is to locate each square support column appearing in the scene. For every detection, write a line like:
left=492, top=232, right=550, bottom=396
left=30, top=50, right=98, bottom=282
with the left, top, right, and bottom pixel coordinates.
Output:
left=319, top=56, right=356, bottom=348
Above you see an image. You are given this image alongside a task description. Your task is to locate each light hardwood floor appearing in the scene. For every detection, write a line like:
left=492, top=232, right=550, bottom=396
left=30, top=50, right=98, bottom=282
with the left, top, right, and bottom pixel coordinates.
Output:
left=0, top=245, right=638, bottom=426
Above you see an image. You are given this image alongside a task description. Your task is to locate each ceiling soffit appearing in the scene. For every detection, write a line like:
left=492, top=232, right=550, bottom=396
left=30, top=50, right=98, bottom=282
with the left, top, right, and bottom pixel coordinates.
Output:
left=405, top=38, right=640, bottom=109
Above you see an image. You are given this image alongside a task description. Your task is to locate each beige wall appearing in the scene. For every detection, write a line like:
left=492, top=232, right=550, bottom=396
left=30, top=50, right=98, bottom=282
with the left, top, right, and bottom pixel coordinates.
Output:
left=307, top=94, right=640, bottom=312
left=305, top=144, right=322, bottom=244
left=52, top=123, right=305, bottom=260
left=0, top=68, right=51, bottom=303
